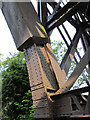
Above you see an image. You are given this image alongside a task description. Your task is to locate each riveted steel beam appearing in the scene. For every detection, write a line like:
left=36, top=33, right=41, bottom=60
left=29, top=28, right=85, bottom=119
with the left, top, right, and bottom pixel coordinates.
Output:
left=2, top=2, right=48, bottom=51
left=47, top=2, right=76, bottom=26
left=24, top=44, right=58, bottom=119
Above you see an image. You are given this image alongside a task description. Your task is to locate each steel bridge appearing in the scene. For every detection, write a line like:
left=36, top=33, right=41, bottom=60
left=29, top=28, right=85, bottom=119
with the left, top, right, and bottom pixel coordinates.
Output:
left=1, top=0, right=90, bottom=119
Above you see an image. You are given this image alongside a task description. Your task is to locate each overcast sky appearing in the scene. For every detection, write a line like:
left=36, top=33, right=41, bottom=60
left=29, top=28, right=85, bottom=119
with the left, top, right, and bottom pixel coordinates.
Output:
left=0, top=9, right=18, bottom=60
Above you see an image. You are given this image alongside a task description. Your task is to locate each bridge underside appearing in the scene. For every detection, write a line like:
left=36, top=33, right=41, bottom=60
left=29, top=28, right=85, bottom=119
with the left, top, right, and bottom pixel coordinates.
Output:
left=1, top=1, right=90, bottom=119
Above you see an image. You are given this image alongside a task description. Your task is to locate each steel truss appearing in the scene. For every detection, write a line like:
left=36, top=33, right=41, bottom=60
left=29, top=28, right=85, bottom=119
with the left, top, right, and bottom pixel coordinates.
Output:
left=1, top=1, right=90, bottom=120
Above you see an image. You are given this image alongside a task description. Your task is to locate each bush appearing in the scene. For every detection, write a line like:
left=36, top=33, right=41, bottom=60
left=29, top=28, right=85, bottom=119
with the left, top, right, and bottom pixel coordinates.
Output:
left=2, top=52, right=34, bottom=120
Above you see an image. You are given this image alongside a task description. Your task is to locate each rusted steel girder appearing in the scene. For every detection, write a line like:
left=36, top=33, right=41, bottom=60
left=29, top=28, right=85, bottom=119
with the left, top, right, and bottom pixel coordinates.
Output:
left=2, top=2, right=48, bottom=51
left=1, top=2, right=67, bottom=119
left=1, top=2, right=55, bottom=119
left=1, top=1, right=90, bottom=119
left=36, top=1, right=90, bottom=119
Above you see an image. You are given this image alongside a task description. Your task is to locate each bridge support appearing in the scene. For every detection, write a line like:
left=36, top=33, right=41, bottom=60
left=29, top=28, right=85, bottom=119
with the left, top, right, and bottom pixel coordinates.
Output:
left=1, top=1, right=90, bottom=119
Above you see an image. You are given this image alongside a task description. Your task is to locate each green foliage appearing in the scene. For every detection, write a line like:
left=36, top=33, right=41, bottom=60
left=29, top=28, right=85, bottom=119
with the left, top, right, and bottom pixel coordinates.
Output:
left=51, top=40, right=67, bottom=63
left=2, top=52, right=34, bottom=120
left=0, top=53, right=3, bottom=70
left=0, top=53, right=2, bottom=119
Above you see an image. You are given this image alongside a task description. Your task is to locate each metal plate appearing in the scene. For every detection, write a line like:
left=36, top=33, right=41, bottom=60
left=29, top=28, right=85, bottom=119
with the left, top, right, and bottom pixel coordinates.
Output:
left=32, top=87, right=47, bottom=101
left=53, top=96, right=72, bottom=117
left=24, top=46, right=43, bottom=87
left=36, top=46, right=58, bottom=90
left=24, top=45, right=54, bottom=118
left=31, top=83, right=44, bottom=91
left=46, top=43, right=66, bottom=88
left=33, top=98, right=50, bottom=108
left=34, top=107, right=52, bottom=118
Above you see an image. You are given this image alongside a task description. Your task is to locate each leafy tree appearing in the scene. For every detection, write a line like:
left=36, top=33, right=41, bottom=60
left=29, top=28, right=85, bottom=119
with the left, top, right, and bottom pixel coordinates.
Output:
left=0, top=53, right=2, bottom=119
left=2, top=52, right=34, bottom=120
left=51, top=40, right=67, bottom=63
left=0, top=53, right=2, bottom=67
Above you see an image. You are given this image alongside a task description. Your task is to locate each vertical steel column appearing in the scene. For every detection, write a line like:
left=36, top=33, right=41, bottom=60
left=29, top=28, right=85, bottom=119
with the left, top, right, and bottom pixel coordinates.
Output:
left=24, top=44, right=57, bottom=119
left=1, top=2, right=58, bottom=119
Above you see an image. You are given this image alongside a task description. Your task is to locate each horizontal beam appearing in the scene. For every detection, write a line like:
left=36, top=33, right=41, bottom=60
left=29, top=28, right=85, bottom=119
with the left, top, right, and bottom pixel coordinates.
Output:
left=51, top=86, right=90, bottom=99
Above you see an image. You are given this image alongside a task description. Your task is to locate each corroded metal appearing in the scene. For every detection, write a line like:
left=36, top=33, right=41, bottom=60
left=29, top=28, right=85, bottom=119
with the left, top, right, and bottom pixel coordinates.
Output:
left=2, top=2, right=47, bottom=51
left=1, top=1, right=90, bottom=119
left=24, top=44, right=58, bottom=119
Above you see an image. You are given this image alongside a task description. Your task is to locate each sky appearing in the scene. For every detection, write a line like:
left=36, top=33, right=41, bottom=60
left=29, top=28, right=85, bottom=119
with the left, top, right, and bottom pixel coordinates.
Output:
left=0, top=9, right=18, bottom=60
